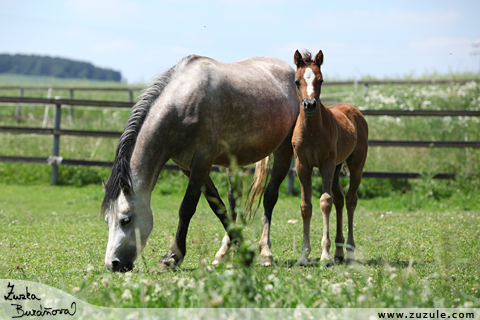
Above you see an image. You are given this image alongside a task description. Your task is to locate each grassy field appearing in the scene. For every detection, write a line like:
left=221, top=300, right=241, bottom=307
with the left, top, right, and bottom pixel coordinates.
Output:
left=0, top=176, right=479, bottom=308
left=0, top=74, right=480, bottom=309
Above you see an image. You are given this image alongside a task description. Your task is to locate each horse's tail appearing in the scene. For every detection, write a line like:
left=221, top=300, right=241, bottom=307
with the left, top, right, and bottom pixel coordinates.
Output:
left=245, top=156, right=271, bottom=220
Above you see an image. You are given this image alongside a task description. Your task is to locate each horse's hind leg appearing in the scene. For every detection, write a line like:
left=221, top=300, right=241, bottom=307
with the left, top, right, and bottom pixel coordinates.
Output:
left=258, top=137, right=293, bottom=266
left=345, top=153, right=366, bottom=263
left=332, top=164, right=346, bottom=263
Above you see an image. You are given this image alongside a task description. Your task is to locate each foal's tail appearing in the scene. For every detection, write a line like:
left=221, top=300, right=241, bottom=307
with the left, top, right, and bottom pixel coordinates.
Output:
left=245, top=156, right=271, bottom=220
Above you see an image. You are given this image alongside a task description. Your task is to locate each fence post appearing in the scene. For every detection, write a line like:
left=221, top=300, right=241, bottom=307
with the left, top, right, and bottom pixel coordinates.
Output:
left=287, top=156, right=295, bottom=195
left=363, top=83, right=369, bottom=99
left=15, top=88, right=23, bottom=124
left=129, top=89, right=133, bottom=102
left=69, top=89, right=74, bottom=119
left=51, top=100, right=62, bottom=185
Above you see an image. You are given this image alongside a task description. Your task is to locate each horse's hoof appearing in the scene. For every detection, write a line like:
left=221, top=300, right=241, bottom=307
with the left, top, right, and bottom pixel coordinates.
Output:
left=345, top=258, right=357, bottom=265
left=258, top=256, right=273, bottom=266
left=334, top=256, right=344, bottom=264
left=297, top=257, right=308, bottom=267
left=158, top=252, right=180, bottom=271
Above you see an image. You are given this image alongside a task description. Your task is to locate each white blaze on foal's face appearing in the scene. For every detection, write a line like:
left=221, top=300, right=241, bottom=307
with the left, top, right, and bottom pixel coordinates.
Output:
left=303, top=67, right=316, bottom=96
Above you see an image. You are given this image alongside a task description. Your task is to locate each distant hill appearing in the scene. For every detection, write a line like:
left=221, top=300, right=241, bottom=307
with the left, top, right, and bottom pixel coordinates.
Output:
left=0, top=54, right=122, bottom=82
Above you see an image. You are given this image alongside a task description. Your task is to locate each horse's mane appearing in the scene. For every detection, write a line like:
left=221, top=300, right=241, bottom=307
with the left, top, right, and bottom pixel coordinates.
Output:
left=101, top=63, right=178, bottom=215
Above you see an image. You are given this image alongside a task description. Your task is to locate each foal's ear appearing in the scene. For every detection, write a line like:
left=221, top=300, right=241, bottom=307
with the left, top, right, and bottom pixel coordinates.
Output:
left=294, top=50, right=304, bottom=68
left=314, top=50, right=324, bottom=67
left=102, top=179, right=107, bottom=192
left=119, top=177, right=131, bottom=196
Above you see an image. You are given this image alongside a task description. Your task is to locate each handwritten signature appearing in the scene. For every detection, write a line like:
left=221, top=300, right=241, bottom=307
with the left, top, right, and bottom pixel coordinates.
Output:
left=4, top=282, right=76, bottom=318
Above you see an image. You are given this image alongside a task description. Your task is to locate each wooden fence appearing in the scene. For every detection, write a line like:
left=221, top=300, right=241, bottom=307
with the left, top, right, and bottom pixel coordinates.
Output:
left=0, top=79, right=479, bottom=192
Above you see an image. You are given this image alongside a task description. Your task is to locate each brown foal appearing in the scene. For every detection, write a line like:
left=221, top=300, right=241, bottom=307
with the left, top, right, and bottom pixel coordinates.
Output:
left=292, top=50, right=369, bottom=265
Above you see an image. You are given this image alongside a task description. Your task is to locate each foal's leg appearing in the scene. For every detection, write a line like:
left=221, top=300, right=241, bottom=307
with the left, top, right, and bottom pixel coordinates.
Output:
left=344, top=156, right=366, bottom=263
left=332, top=164, right=346, bottom=263
left=258, top=137, right=293, bottom=266
left=295, top=158, right=313, bottom=266
left=319, top=162, right=335, bottom=262
left=159, top=155, right=213, bottom=268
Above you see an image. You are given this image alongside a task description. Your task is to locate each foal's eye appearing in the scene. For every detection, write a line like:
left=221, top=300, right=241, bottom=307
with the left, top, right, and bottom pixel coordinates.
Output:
left=294, top=78, right=300, bottom=87
left=120, top=216, right=132, bottom=226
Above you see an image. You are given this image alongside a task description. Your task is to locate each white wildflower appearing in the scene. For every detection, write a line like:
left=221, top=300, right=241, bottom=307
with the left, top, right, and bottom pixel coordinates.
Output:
left=357, top=295, right=367, bottom=304
left=330, top=283, right=342, bottom=295
left=101, top=278, right=109, bottom=287
left=121, top=289, right=132, bottom=300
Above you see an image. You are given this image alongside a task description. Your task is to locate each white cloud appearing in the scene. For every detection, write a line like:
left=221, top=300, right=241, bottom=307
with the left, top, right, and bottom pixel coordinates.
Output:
left=66, top=0, right=142, bottom=20
left=93, top=39, right=135, bottom=53
left=411, top=37, right=471, bottom=48
left=279, top=41, right=347, bottom=56
left=304, top=9, right=463, bottom=32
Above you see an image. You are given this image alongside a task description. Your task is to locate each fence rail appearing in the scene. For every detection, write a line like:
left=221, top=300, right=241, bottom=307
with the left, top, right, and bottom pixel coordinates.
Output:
left=0, top=79, right=477, bottom=91
left=1, top=89, right=479, bottom=188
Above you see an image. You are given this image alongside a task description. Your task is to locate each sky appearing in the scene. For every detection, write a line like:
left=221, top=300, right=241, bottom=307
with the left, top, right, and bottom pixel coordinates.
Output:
left=1, top=0, right=479, bottom=83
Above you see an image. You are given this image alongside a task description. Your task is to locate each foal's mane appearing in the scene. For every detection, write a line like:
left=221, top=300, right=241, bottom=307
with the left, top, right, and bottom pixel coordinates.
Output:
left=101, top=63, right=178, bottom=215
left=300, top=50, right=314, bottom=63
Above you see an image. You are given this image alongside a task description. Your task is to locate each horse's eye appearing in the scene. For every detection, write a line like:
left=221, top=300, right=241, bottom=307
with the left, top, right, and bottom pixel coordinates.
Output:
left=294, top=78, right=300, bottom=87
left=120, top=216, right=132, bottom=226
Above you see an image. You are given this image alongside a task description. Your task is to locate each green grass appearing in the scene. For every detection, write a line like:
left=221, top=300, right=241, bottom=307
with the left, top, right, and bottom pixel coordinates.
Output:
left=0, top=175, right=479, bottom=308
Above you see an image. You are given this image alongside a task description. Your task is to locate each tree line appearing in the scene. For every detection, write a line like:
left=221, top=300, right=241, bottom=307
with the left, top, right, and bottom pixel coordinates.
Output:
left=0, top=54, right=122, bottom=82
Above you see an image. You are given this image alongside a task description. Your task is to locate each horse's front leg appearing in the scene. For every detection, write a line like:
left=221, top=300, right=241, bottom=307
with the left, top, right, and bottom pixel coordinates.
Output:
left=179, top=168, right=234, bottom=265
left=159, top=156, right=212, bottom=269
left=296, top=158, right=313, bottom=266
left=212, top=169, right=241, bottom=265
left=319, top=162, right=335, bottom=262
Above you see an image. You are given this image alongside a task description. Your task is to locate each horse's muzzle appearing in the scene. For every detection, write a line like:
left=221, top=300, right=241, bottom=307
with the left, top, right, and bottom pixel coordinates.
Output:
left=106, top=259, right=134, bottom=272
left=303, top=98, right=317, bottom=115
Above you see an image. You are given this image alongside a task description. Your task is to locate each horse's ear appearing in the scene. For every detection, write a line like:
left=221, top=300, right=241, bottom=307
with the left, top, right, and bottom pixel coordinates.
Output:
left=294, top=50, right=304, bottom=68
left=102, top=179, right=107, bottom=192
left=119, top=177, right=131, bottom=196
left=314, top=50, right=324, bottom=67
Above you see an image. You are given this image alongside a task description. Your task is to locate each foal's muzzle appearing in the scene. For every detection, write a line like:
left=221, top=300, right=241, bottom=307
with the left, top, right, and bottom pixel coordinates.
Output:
left=303, top=98, right=317, bottom=115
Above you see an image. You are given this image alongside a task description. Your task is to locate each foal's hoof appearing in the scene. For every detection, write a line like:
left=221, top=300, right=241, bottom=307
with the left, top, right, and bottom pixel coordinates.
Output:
left=320, top=258, right=335, bottom=268
left=258, top=256, right=273, bottom=266
left=211, top=256, right=225, bottom=265
left=158, top=252, right=181, bottom=271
